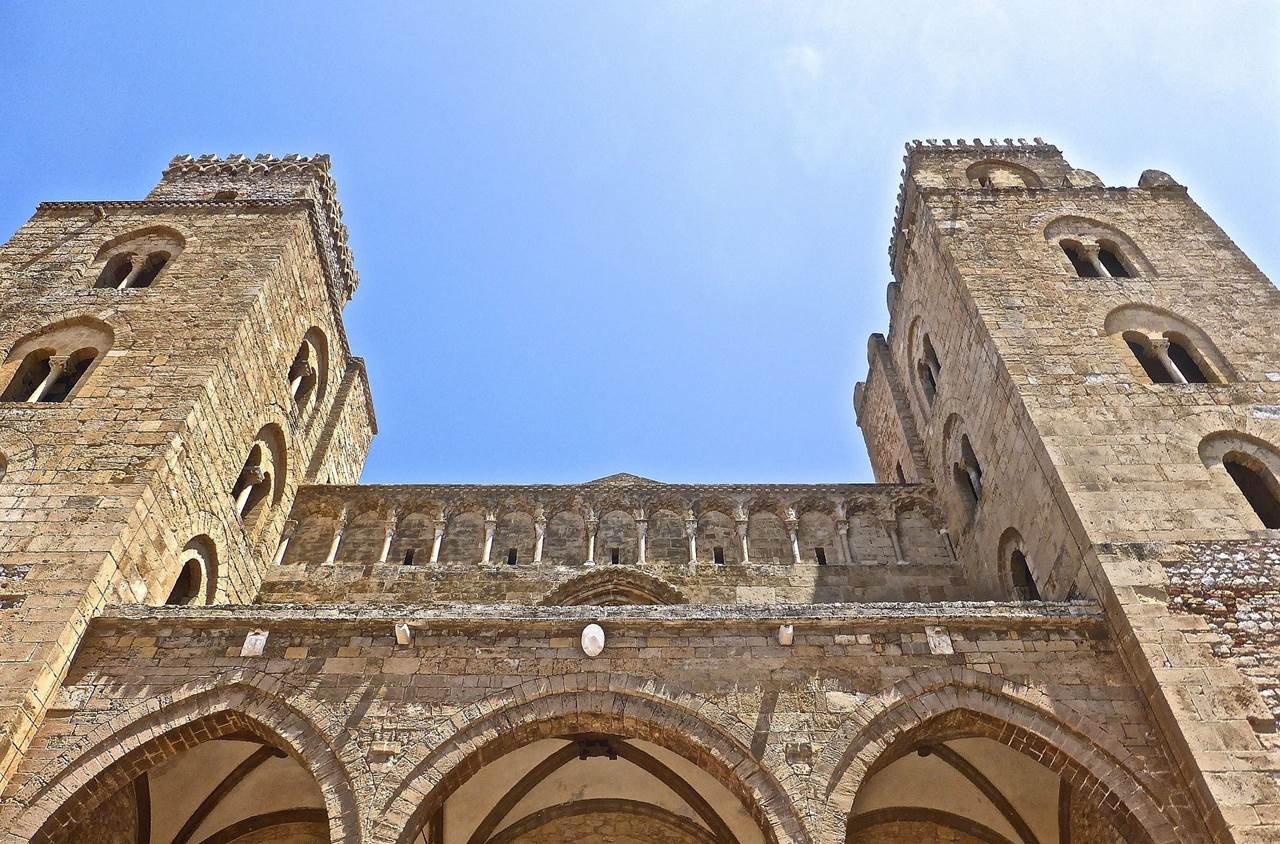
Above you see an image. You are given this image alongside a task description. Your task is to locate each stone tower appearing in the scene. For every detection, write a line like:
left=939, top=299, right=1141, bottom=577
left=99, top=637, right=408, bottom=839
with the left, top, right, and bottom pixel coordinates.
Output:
left=855, top=139, right=1280, bottom=840
left=0, top=155, right=374, bottom=786
left=1, top=144, right=1278, bottom=844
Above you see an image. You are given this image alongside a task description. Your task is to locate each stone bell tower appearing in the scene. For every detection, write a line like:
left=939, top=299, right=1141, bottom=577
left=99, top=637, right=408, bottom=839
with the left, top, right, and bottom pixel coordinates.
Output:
left=0, top=154, right=375, bottom=787
left=856, top=138, right=1280, bottom=840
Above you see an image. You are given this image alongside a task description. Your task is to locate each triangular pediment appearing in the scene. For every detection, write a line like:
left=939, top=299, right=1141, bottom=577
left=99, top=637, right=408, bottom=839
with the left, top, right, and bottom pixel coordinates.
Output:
left=584, top=472, right=662, bottom=486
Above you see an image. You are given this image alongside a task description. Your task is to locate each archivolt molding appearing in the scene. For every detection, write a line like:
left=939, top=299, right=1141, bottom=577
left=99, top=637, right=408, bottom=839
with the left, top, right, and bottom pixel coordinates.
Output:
left=372, top=673, right=810, bottom=844
left=539, top=568, right=689, bottom=606
left=6, top=672, right=370, bottom=844
left=815, top=667, right=1177, bottom=844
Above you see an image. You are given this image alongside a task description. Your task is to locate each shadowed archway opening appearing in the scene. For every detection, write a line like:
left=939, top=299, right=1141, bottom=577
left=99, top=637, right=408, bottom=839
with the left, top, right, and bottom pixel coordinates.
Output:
left=29, top=711, right=335, bottom=844
left=387, top=691, right=807, bottom=844
left=844, top=710, right=1152, bottom=844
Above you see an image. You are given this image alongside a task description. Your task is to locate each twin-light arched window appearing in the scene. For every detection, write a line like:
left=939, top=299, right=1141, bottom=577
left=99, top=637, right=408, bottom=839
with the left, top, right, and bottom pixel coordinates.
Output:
left=92, top=227, right=184, bottom=289
left=0, top=318, right=113, bottom=403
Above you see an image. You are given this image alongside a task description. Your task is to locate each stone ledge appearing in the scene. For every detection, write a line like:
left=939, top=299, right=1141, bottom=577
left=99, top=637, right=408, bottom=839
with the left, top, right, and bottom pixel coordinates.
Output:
left=97, top=599, right=1103, bottom=628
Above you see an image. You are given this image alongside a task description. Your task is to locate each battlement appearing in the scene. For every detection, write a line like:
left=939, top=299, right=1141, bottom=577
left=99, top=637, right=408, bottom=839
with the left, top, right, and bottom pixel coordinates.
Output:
left=887, top=137, right=1106, bottom=275
left=147, top=153, right=358, bottom=303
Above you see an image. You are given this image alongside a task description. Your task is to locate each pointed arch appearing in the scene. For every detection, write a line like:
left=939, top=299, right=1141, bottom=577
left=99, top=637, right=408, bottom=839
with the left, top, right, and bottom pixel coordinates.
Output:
left=372, top=676, right=811, bottom=844
left=817, top=669, right=1177, bottom=844
left=8, top=676, right=366, bottom=844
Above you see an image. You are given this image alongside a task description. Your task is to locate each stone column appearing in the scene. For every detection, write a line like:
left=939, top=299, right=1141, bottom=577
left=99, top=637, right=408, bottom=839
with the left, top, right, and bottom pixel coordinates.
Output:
left=882, top=518, right=906, bottom=565
left=116, top=253, right=147, bottom=289
left=429, top=518, right=446, bottom=564
left=324, top=508, right=349, bottom=565
left=635, top=514, right=648, bottom=565
left=533, top=514, right=546, bottom=563
left=735, top=506, right=750, bottom=564
left=584, top=513, right=598, bottom=566
left=234, top=465, right=266, bottom=515
left=1149, top=337, right=1188, bottom=384
left=378, top=509, right=399, bottom=564
left=1081, top=243, right=1111, bottom=278
left=271, top=519, right=299, bottom=565
left=684, top=512, right=698, bottom=564
left=836, top=518, right=853, bottom=564
left=289, top=360, right=315, bottom=400
left=26, top=356, right=68, bottom=403
left=481, top=512, right=497, bottom=564
left=785, top=509, right=801, bottom=565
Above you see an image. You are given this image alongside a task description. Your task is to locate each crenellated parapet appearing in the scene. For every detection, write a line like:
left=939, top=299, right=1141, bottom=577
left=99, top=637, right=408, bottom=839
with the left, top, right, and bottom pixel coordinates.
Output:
left=146, top=153, right=358, bottom=304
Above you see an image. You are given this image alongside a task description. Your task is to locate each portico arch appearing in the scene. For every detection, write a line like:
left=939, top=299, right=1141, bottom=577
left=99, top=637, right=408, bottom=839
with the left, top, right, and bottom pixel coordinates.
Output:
left=377, top=679, right=810, bottom=844
left=819, top=671, right=1180, bottom=844
left=8, top=679, right=364, bottom=844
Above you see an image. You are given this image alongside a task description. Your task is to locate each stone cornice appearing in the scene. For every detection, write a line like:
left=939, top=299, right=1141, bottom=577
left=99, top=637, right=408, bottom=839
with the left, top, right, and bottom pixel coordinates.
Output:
left=97, top=599, right=1104, bottom=628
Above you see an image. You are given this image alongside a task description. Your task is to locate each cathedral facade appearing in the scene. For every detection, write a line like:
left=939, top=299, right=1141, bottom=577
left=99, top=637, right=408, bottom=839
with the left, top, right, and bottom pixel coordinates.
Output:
left=0, top=140, right=1277, bottom=843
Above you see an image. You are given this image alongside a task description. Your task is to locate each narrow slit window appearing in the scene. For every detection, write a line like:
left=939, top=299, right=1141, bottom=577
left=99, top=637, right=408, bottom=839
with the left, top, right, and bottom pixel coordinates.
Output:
left=895, top=462, right=907, bottom=484
left=713, top=546, right=725, bottom=565
left=403, top=549, right=415, bottom=566
left=815, top=546, right=827, bottom=566
left=609, top=547, right=620, bottom=565
left=506, top=548, right=518, bottom=565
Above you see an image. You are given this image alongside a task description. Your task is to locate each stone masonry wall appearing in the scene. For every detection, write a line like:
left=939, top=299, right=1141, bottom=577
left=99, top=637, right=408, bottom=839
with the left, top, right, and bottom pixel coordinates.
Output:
left=0, top=159, right=375, bottom=787
left=867, top=140, right=1280, bottom=840
left=0, top=602, right=1209, bottom=843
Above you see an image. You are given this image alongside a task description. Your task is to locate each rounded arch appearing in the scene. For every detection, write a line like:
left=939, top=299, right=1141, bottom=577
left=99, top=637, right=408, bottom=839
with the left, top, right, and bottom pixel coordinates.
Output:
left=373, top=678, right=811, bottom=844
left=817, top=669, right=1176, bottom=844
left=230, top=423, right=289, bottom=538
left=539, top=567, right=688, bottom=606
left=164, top=534, right=219, bottom=606
left=1105, top=302, right=1234, bottom=383
left=1200, top=430, right=1280, bottom=529
left=965, top=159, right=1042, bottom=188
left=91, top=225, right=185, bottom=290
left=1043, top=215, right=1153, bottom=277
left=288, top=326, right=331, bottom=419
left=8, top=676, right=367, bottom=844
left=94, top=223, right=188, bottom=257
left=0, top=316, right=115, bottom=403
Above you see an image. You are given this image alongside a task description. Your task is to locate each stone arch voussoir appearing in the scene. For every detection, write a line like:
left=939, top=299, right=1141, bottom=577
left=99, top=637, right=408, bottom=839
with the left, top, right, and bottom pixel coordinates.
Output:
left=7, top=671, right=369, bottom=844
left=815, top=667, right=1178, bottom=844
left=372, top=673, right=810, bottom=844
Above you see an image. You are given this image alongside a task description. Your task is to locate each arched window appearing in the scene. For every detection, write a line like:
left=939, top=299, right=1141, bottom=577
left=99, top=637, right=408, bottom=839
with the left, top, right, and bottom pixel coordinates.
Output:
left=917, top=334, right=941, bottom=403
left=1200, top=433, right=1280, bottom=530
left=965, top=160, right=1042, bottom=188
left=0, top=319, right=113, bottom=403
left=1223, top=455, right=1280, bottom=529
left=91, top=227, right=183, bottom=289
left=1107, top=305, right=1230, bottom=385
left=1060, top=240, right=1099, bottom=278
left=231, top=425, right=287, bottom=534
left=1096, top=241, right=1130, bottom=278
left=1165, top=333, right=1211, bottom=383
left=1009, top=550, right=1041, bottom=600
left=287, top=328, right=329, bottom=416
left=1122, top=332, right=1176, bottom=384
left=164, top=537, right=218, bottom=606
left=1045, top=217, right=1151, bottom=278
left=951, top=434, right=982, bottom=515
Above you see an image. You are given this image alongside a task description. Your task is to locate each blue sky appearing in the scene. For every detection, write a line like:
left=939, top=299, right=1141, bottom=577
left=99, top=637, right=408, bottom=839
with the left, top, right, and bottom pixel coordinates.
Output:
left=1, top=2, right=1277, bottom=484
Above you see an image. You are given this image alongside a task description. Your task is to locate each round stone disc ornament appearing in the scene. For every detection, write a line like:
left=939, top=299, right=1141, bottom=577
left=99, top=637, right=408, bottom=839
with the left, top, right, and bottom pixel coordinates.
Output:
left=581, top=623, right=605, bottom=657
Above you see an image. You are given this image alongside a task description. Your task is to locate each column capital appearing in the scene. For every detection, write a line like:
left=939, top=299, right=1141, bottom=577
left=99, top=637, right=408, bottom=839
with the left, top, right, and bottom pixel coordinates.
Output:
left=281, top=518, right=299, bottom=538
